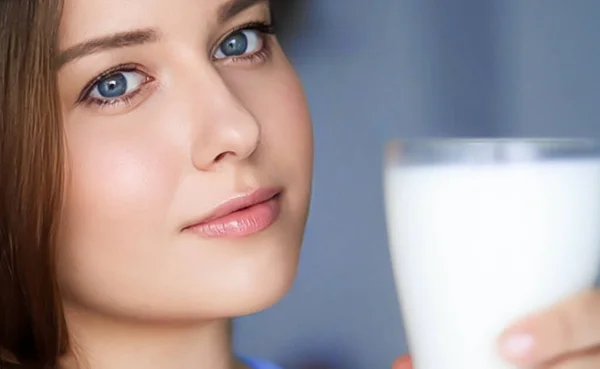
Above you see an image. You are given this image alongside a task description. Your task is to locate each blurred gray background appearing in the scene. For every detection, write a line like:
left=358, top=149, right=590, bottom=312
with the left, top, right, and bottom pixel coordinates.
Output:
left=234, top=1, right=600, bottom=368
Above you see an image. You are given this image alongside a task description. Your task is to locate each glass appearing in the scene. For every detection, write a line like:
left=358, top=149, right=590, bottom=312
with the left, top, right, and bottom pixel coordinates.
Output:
left=383, top=138, right=600, bottom=369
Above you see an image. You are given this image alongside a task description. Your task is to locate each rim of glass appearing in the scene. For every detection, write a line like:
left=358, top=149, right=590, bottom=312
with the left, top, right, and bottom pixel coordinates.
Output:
left=386, top=138, right=599, bottom=149
left=385, top=138, right=600, bottom=165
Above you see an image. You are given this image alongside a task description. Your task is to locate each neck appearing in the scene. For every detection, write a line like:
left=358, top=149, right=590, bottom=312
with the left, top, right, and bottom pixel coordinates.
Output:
left=59, top=308, right=244, bottom=369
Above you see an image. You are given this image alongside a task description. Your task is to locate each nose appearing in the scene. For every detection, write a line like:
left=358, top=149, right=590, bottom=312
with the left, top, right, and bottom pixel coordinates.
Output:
left=190, top=73, right=260, bottom=171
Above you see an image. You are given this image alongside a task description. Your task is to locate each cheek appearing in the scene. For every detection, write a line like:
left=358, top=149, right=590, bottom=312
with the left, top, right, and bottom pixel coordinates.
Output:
left=65, top=133, right=178, bottom=226
left=229, top=60, right=314, bottom=175
left=59, top=120, right=182, bottom=282
left=266, top=69, right=314, bottom=188
left=252, top=66, right=314, bottom=223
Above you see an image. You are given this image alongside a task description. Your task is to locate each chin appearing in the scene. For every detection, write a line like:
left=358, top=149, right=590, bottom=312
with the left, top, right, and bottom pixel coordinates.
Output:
left=218, top=219, right=304, bottom=316
left=213, top=252, right=300, bottom=318
left=66, top=264, right=299, bottom=324
left=60, top=220, right=306, bottom=324
left=239, top=270, right=297, bottom=316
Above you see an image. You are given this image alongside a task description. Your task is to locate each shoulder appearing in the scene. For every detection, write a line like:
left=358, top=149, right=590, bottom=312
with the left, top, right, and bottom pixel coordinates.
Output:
left=240, top=356, right=284, bottom=369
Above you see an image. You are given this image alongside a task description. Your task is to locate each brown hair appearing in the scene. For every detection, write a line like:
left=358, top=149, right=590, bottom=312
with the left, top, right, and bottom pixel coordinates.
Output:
left=0, top=1, right=67, bottom=368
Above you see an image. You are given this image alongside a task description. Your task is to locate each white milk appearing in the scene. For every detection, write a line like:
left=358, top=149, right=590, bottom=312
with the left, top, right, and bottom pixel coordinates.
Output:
left=384, top=160, right=600, bottom=369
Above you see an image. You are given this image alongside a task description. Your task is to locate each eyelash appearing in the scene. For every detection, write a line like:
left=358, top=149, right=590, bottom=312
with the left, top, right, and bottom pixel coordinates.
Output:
left=215, top=21, right=275, bottom=64
left=77, top=21, right=276, bottom=109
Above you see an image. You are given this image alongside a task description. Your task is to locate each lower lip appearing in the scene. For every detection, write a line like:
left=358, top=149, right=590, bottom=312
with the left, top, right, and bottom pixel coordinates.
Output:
left=185, top=195, right=281, bottom=238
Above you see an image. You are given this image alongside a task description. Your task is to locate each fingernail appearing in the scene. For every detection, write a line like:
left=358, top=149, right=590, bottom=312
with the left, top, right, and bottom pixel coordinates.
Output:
left=500, top=333, right=535, bottom=359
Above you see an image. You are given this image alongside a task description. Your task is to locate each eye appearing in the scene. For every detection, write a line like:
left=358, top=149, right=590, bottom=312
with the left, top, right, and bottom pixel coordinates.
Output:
left=88, top=70, right=147, bottom=100
left=214, top=29, right=263, bottom=59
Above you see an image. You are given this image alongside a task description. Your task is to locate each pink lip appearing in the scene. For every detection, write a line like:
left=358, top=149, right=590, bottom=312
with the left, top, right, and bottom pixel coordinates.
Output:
left=182, top=188, right=282, bottom=238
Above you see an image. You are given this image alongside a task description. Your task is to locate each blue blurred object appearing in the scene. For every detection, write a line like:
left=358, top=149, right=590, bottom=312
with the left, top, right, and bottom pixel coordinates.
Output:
left=241, top=356, right=284, bottom=369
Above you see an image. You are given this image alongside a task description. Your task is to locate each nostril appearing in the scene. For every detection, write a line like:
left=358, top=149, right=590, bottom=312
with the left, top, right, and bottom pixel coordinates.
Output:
left=214, top=152, right=228, bottom=162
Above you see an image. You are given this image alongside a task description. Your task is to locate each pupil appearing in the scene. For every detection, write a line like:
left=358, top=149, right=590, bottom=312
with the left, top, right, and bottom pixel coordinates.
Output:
left=220, top=32, right=248, bottom=57
left=98, top=73, right=127, bottom=98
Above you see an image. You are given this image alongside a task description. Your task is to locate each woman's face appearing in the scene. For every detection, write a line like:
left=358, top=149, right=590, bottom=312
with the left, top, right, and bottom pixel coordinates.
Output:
left=56, top=0, right=313, bottom=322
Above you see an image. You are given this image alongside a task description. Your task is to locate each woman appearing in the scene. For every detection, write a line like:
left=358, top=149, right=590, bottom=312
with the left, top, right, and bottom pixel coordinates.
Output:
left=1, top=0, right=311, bottom=368
left=0, top=1, right=599, bottom=369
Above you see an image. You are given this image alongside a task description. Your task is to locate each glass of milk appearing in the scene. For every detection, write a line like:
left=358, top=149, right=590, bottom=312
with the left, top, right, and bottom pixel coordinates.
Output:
left=383, top=139, right=600, bottom=369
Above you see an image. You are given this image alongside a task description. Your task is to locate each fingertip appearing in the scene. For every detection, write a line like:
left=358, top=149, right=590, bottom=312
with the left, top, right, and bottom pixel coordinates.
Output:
left=392, top=355, right=413, bottom=369
left=497, top=331, right=536, bottom=362
left=497, top=316, right=545, bottom=366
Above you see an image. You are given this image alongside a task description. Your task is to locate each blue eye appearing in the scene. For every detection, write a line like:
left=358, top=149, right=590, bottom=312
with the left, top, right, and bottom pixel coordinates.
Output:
left=88, top=71, right=147, bottom=100
left=214, top=29, right=263, bottom=59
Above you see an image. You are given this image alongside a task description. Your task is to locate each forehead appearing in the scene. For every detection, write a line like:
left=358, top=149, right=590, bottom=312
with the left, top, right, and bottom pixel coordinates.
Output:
left=58, top=0, right=267, bottom=49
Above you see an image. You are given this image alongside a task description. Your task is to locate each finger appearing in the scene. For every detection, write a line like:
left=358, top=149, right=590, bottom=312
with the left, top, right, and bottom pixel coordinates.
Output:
left=498, top=289, right=600, bottom=367
left=392, top=355, right=413, bottom=369
left=539, top=347, right=600, bottom=369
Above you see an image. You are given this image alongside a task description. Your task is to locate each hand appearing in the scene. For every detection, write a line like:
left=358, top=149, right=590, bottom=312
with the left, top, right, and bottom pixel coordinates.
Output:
left=392, top=289, right=600, bottom=369
left=498, top=289, right=600, bottom=368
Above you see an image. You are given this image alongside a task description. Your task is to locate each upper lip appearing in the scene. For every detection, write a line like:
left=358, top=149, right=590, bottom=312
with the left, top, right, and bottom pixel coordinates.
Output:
left=182, top=187, right=281, bottom=229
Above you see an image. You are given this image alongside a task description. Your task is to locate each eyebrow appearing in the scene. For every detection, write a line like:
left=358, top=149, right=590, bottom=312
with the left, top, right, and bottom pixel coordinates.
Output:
left=56, top=29, right=159, bottom=68
left=56, top=0, right=268, bottom=69
left=219, top=0, right=269, bottom=22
